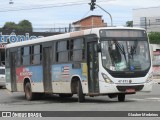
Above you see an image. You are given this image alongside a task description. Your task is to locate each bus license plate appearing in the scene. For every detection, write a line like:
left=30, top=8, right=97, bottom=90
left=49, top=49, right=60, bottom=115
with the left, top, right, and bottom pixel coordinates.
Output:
left=125, top=89, right=135, bottom=93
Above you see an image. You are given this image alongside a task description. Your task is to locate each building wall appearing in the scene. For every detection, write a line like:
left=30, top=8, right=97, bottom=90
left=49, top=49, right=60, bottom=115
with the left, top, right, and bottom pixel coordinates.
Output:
left=133, top=7, right=160, bottom=32
left=80, top=16, right=105, bottom=29
left=0, top=30, right=61, bottom=66
left=73, top=16, right=106, bottom=31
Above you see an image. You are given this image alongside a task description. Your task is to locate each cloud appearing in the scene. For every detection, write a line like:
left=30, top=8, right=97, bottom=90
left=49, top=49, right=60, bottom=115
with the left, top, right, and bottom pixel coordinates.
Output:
left=1, top=0, right=160, bottom=28
left=100, top=0, right=160, bottom=8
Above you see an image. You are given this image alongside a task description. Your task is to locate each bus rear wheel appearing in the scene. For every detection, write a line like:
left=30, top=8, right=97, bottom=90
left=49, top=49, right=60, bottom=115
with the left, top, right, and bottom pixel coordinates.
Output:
left=77, top=80, right=85, bottom=102
left=118, top=93, right=125, bottom=102
left=24, top=82, right=35, bottom=101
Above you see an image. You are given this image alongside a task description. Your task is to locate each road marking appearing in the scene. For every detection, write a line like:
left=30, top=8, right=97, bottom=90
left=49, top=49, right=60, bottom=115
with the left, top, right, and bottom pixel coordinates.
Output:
left=129, top=98, right=145, bottom=101
left=129, top=97, right=160, bottom=102
left=146, top=97, right=160, bottom=101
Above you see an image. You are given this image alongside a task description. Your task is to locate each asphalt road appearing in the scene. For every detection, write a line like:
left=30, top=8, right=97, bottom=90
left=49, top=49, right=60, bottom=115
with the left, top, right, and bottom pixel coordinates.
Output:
left=0, top=83, right=160, bottom=119
left=0, top=83, right=159, bottom=111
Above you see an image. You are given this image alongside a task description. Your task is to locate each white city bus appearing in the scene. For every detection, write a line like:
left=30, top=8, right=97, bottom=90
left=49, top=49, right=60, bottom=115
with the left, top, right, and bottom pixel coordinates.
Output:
left=5, top=27, right=153, bottom=102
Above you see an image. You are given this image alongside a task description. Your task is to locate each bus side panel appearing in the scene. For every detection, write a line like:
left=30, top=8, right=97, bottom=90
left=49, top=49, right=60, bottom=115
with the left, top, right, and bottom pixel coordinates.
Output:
left=6, top=68, right=12, bottom=91
left=16, top=65, right=44, bottom=92
left=52, top=64, right=73, bottom=93
left=152, top=66, right=160, bottom=83
left=81, top=63, right=88, bottom=93
left=52, top=63, right=88, bottom=93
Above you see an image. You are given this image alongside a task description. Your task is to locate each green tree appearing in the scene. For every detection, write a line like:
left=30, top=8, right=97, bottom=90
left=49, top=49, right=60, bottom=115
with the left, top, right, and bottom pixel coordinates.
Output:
left=17, top=20, right=33, bottom=32
left=148, top=32, right=160, bottom=44
left=126, top=21, right=133, bottom=27
left=2, top=20, right=33, bottom=32
left=3, top=22, right=17, bottom=30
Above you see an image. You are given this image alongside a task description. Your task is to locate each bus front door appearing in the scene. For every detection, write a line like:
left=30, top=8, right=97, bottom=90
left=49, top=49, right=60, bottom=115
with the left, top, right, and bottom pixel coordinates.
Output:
left=10, top=52, right=17, bottom=92
left=43, top=47, right=53, bottom=93
left=87, top=42, right=99, bottom=93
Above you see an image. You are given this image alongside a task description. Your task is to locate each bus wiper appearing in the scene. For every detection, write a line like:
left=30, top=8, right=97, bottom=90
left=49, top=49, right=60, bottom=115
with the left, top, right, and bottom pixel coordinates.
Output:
left=130, top=40, right=138, bottom=58
left=115, top=42, right=127, bottom=63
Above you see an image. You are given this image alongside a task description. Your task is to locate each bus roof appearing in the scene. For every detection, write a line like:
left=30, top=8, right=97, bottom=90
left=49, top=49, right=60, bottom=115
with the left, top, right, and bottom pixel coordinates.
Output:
left=6, top=27, right=145, bottom=48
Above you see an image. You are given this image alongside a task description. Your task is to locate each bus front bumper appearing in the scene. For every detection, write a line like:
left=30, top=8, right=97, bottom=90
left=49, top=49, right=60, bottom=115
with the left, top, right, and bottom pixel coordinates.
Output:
left=99, top=81, right=153, bottom=94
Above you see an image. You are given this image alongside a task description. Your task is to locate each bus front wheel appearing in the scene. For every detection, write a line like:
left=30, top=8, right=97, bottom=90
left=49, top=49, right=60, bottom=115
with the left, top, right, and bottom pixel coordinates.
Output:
left=77, top=80, right=85, bottom=102
left=118, top=93, right=125, bottom=102
left=24, top=82, right=35, bottom=101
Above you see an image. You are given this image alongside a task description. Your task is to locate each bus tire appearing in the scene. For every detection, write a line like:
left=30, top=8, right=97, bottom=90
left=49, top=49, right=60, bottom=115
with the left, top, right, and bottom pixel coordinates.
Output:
left=118, top=93, right=125, bottom=102
left=77, top=80, right=85, bottom=102
left=24, top=82, right=35, bottom=101
left=59, top=94, right=73, bottom=98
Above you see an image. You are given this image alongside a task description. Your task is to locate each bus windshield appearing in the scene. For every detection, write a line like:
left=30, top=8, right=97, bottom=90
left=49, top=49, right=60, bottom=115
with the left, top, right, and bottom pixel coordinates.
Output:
left=100, top=30, right=151, bottom=72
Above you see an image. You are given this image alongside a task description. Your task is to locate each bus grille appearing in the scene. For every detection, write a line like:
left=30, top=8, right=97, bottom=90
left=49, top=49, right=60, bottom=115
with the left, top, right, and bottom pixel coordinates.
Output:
left=116, top=85, right=144, bottom=92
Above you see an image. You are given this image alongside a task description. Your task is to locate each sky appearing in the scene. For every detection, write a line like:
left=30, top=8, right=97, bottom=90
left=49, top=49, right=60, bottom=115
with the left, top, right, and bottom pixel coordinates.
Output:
left=0, top=0, right=160, bottom=31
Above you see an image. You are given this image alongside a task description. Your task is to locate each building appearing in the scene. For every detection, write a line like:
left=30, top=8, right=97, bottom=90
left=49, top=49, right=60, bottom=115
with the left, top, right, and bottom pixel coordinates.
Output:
left=133, top=6, right=160, bottom=32
left=72, top=15, right=107, bottom=31
left=0, top=30, right=61, bottom=66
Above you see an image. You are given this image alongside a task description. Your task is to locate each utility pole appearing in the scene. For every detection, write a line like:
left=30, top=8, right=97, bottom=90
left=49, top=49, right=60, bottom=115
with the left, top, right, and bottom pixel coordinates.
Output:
left=88, top=0, right=113, bottom=26
left=145, top=17, right=147, bottom=31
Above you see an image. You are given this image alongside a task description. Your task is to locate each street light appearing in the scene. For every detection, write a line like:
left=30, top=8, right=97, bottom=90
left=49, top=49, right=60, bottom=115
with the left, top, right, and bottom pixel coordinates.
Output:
left=96, top=4, right=113, bottom=27
left=88, top=0, right=113, bottom=27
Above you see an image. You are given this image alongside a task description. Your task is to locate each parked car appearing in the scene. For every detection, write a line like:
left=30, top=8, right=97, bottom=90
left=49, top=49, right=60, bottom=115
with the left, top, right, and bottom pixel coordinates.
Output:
left=0, top=67, right=5, bottom=88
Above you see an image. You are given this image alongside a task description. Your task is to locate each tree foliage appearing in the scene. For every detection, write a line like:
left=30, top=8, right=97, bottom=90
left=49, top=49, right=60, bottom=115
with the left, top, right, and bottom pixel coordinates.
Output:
left=3, top=22, right=17, bottom=30
left=148, top=32, right=160, bottom=44
left=2, top=20, right=33, bottom=32
left=18, top=20, right=33, bottom=32
left=126, top=21, right=133, bottom=27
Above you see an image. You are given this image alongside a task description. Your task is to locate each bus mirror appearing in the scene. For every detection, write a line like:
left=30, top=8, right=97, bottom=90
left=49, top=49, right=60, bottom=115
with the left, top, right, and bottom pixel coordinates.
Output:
left=97, top=43, right=101, bottom=52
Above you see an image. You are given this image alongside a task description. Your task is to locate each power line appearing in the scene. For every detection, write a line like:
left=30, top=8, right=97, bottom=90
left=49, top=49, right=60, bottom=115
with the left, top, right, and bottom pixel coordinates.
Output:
left=0, top=0, right=110, bottom=12
left=0, top=3, right=86, bottom=12
left=6, top=0, right=88, bottom=8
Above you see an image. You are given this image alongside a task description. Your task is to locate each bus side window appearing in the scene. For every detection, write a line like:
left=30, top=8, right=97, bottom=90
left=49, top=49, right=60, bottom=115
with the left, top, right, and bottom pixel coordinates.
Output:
left=72, top=38, right=84, bottom=61
left=21, top=47, right=24, bottom=65
left=22, top=46, right=30, bottom=65
left=56, top=41, right=69, bottom=62
left=31, top=45, right=42, bottom=64
left=31, top=46, right=34, bottom=64
left=56, top=42, right=58, bottom=62
left=6, top=49, right=10, bottom=68
left=52, top=42, right=55, bottom=63
left=16, top=47, right=21, bottom=66
left=70, top=40, right=74, bottom=61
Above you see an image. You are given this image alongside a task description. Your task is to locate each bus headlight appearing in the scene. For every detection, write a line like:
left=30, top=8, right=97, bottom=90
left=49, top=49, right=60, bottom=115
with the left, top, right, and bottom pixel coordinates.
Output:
left=146, top=74, right=153, bottom=83
left=101, top=73, right=113, bottom=83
